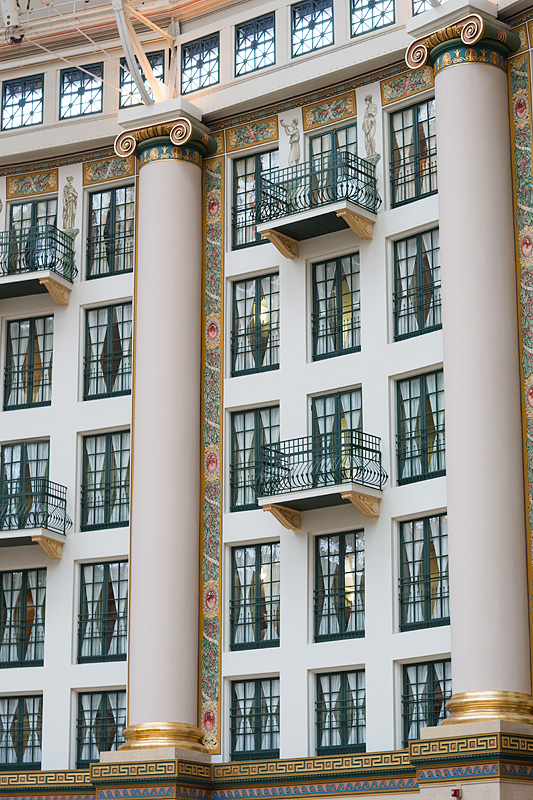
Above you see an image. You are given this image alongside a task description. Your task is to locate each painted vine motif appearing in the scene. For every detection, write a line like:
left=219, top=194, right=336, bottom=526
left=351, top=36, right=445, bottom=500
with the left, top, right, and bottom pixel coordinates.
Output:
left=7, top=170, right=58, bottom=198
left=199, top=155, right=224, bottom=753
left=302, top=92, right=356, bottom=131
left=83, top=155, right=135, bottom=185
left=226, top=117, right=278, bottom=152
left=380, top=66, right=434, bottom=105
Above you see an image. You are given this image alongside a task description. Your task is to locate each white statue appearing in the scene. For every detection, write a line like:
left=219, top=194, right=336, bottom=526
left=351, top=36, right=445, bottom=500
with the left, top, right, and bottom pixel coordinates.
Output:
left=362, top=95, right=378, bottom=158
left=280, top=119, right=301, bottom=166
left=62, top=176, right=78, bottom=230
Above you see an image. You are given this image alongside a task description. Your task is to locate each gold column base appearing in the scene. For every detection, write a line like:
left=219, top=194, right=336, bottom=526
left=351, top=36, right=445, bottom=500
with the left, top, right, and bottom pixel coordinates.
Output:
left=119, top=722, right=207, bottom=752
left=443, top=691, right=533, bottom=725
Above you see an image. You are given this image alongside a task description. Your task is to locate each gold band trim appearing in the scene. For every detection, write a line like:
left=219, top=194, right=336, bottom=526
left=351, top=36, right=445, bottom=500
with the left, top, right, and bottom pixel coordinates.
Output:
left=119, top=722, right=207, bottom=752
left=443, top=691, right=533, bottom=725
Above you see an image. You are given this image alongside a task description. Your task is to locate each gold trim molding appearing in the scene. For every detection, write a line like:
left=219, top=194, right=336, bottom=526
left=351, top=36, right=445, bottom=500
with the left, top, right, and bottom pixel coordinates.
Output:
left=260, top=230, right=299, bottom=259
left=341, top=491, right=381, bottom=518
left=262, top=503, right=301, bottom=531
left=119, top=721, right=207, bottom=752
left=443, top=691, right=533, bottom=725
left=336, top=208, right=374, bottom=240
left=31, top=534, right=64, bottom=560
left=39, top=276, right=71, bottom=306
left=114, top=118, right=216, bottom=159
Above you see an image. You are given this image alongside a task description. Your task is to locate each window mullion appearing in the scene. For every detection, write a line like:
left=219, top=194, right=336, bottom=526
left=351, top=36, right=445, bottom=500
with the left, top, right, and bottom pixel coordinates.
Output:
left=338, top=534, right=346, bottom=634
left=104, top=437, right=112, bottom=524
left=423, top=518, right=431, bottom=623
left=109, top=193, right=117, bottom=274
left=335, top=258, right=342, bottom=356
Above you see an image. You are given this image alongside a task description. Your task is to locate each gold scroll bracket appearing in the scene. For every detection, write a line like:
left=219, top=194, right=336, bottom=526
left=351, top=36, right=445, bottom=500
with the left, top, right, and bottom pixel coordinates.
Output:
left=31, top=534, right=64, bottom=560
left=341, top=491, right=381, bottom=518
left=336, top=209, right=374, bottom=240
left=261, top=230, right=299, bottom=259
left=262, top=504, right=301, bottom=531
left=39, top=276, right=71, bottom=306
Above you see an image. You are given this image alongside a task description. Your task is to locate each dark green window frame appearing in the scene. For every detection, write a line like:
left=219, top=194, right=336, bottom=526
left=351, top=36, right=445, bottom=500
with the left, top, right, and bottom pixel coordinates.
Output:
left=1, top=74, right=43, bottom=130
left=351, top=0, right=394, bottom=37
left=311, top=389, right=362, bottom=487
left=315, top=530, right=364, bottom=641
left=4, top=315, right=53, bottom=410
left=10, top=198, right=57, bottom=233
left=0, top=695, right=42, bottom=769
left=397, top=370, right=445, bottom=485
left=78, top=560, right=128, bottom=663
left=0, top=440, right=49, bottom=532
left=232, top=149, right=279, bottom=249
left=84, top=302, right=132, bottom=400
left=181, top=33, right=220, bottom=95
left=230, top=678, right=279, bottom=760
left=400, top=514, right=449, bottom=631
left=230, top=406, right=279, bottom=511
left=119, top=51, right=165, bottom=108
left=394, top=229, right=441, bottom=340
left=232, top=273, right=279, bottom=375
left=316, top=670, right=365, bottom=754
left=231, top=543, right=280, bottom=650
left=0, top=568, right=46, bottom=668
left=309, top=121, right=357, bottom=161
left=59, top=63, right=103, bottom=119
left=87, top=185, right=135, bottom=279
left=81, top=431, right=130, bottom=531
left=402, top=659, right=451, bottom=746
left=412, top=0, right=433, bottom=13
left=312, top=253, right=360, bottom=360
left=390, top=99, right=437, bottom=207
left=235, top=14, right=276, bottom=76
left=76, top=690, right=126, bottom=767
left=291, top=0, right=334, bottom=58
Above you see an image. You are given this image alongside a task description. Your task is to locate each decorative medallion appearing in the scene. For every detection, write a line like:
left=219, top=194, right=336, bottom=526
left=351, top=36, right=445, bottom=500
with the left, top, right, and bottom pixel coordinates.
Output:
left=514, top=90, right=530, bottom=127
left=83, top=155, right=135, bottom=185
left=206, top=192, right=221, bottom=222
left=525, top=376, right=533, bottom=419
left=226, top=117, right=278, bottom=152
left=204, top=448, right=219, bottom=479
left=519, top=226, right=533, bottom=268
left=380, top=66, right=433, bottom=106
left=205, top=314, right=221, bottom=347
left=302, top=91, right=356, bottom=131
left=200, top=700, right=218, bottom=739
left=203, top=580, right=220, bottom=618
left=7, top=169, right=58, bottom=199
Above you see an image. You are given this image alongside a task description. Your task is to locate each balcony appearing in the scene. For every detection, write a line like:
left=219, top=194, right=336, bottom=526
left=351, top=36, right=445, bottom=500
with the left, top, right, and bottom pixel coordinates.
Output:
left=0, top=225, right=77, bottom=305
left=255, top=153, right=381, bottom=259
left=0, top=478, right=72, bottom=559
left=256, top=431, right=388, bottom=530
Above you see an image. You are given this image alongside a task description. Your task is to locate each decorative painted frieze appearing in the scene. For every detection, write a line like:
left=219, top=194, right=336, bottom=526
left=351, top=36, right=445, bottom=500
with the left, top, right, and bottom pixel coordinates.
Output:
left=302, top=91, right=356, bottom=131
left=83, top=155, right=135, bottom=185
left=6, top=169, right=58, bottom=198
left=225, top=117, right=278, bottom=152
left=380, top=67, right=434, bottom=106
left=515, top=23, right=528, bottom=52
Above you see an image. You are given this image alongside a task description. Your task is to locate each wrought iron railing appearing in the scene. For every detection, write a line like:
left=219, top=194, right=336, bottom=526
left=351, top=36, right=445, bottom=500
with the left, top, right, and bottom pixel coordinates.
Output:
left=256, top=431, right=387, bottom=497
left=0, top=225, right=77, bottom=282
left=256, top=152, right=381, bottom=224
left=0, top=478, right=72, bottom=535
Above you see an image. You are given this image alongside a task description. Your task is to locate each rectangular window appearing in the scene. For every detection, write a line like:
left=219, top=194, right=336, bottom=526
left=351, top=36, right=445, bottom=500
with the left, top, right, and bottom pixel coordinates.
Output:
left=402, top=659, right=451, bottom=746
left=181, top=33, right=219, bottom=94
left=232, top=274, right=279, bottom=375
left=397, top=370, right=445, bottom=484
left=59, top=63, right=103, bottom=119
left=0, top=569, right=46, bottom=667
left=235, top=14, right=275, bottom=75
left=233, top=150, right=279, bottom=249
left=10, top=198, right=57, bottom=233
left=400, top=514, right=449, bottom=631
left=2, top=75, right=43, bottom=130
left=412, top=0, right=433, bottom=14
left=310, top=122, right=357, bottom=162
left=81, top=431, right=130, bottom=531
left=77, top=690, right=126, bottom=767
left=0, top=696, right=42, bottom=769
left=0, top=441, right=49, bottom=531
left=78, top=561, right=128, bottom=662
left=87, top=185, right=135, bottom=279
left=394, top=229, right=441, bottom=340
left=231, top=678, right=279, bottom=760
left=351, top=0, right=394, bottom=36
left=84, top=303, right=132, bottom=400
left=316, top=670, right=365, bottom=754
left=312, top=253, right=360, bottom=359
left=312, top=389, right=362, bottom=486
left=315, top=531, right=364, bottom=641
left=119, top=52, right=165, bottom=108
left=4, top=316, right=53, bottom=410
left=231, top=406, right=279, bottom=511
left=231, top=543, right=280, bottom=649
left=6, top=199, right=59, bottom=276
left=291, top=0, right=334, bottom=58
left=390, top=99, right=437, bottom=206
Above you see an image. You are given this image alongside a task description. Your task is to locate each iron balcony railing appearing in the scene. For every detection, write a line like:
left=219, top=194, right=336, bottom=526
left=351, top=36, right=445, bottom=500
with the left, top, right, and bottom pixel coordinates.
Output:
left=256, top=430, right=388, bottom=497
left=0, top=478, right=72, bottom=535
left=256, top=152, right=382, bottom=225
left=0, top=225, right=77, bottom=282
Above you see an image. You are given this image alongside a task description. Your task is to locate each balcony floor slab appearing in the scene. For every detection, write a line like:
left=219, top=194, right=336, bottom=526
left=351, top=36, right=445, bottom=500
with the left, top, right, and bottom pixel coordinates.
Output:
left=258, top=481, right=382, bottom=513
left=256, top=200, right=376, bottom=244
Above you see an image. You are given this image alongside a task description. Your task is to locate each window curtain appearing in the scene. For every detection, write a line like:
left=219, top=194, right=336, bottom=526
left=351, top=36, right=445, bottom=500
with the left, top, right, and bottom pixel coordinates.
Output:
left=108, top=563, right=128, bottom=656
left=318, top=538, right=340, bottom=637
left=81, top=565, right=103, bottom=658
left=80, top=694, right=100, bottom=762
left=259, top=408, right=279, bottom=498
left=406, top=665, right=427, bottom=740
left=259, top=276, right=278, bottom=368
left=0, top=572, right=22, bottom=662
left=418, top=108, right=433, bottom=195
left=421, top=231, right=440, bottom=329
left=0, top=698, right=19, bottom=764
left=22, top=697, right=41, bottom=763
left=233, top=414, right=254, bottom=508
left=110, top=433, right=130, bottom=524
left=425, top=373, right=444, bottom=473
left=234, top=682, right=254, bottom=753
left=313, top=396, right=336, bottom=485
left=7, top=321, right=30, bottom=407
left=433, top=662, right=447, bottom=724
left=396, top=238, right=418, bottom=336
left=90, top=197, right=111, bottom=275
left=1, top=444, right=22, bottom=529
left=87, top=309, right=108, bottom=396
left=26, top=569, right=46, bottom=662
left=347, top=672, right=365, bottom=745
left=34, top=317, right=53, bottom=404
left=315, top=261, right=337, bottom=356
left=235, top=282, right=256, bottom=372
left=25, top=442, right=49, bottom=526
left=113, top=305, right=133, bottom=393
left=399, top=380, right=421, bottom=481
left=107, top=693, right=125, bottom=750
left=430, top=517, right=448, bottom=619
left=404, top=521, right=425, bottom=624
left=261, top=548, right=280, bottom=642
left=234, top=549, right=256, bottom=644
left=85, top=437, right=106, bottom=527
left=261, top=680, right=279, bottom=751
left=340, top=256, right=359, bottom=350
left=392, top=112, right=415, bottom=204
left=319, top=674, right=341, bottom=748
left=339, top=391, right=362, bottom=480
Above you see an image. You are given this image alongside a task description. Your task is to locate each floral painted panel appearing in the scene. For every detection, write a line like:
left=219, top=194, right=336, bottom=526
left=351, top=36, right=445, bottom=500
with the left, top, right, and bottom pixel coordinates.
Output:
left=302, top=91, right=356, bottom=131
left=7, top=169, right=58, bottom=198
left=226, top=117, right=278, bottom=152
left=380, top=66, right=434, bottom=106
left=199, top=155, right=224, bottom=754
left=83, top=155, right=135, bottom=185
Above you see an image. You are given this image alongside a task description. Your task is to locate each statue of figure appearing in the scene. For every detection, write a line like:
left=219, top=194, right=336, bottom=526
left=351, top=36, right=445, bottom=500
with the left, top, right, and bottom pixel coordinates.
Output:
left=280, top=119, right=301, bottom=166
left=362, top=95, right=378, bottom=158
left=62, top=176, right=78, bottom=230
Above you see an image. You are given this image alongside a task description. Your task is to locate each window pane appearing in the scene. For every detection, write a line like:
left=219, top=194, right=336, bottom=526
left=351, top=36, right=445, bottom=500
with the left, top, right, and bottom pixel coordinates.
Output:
left=231, top=678, right=279, bottom=760
left=403, top=660, right=451, bottom=745
left=397, top=371, right=445, bottom=484
left=81, top=432, right=130, bottom=530
left=231, top=542, right=280, bottom=648
left=391, top=100, right=437, bottom=206
left=87, top=186, right=135, bottom=278
left=232, top=274, right=279, bottom=374
left=233, top=150, right=279, bottom=248
left=394, top=229, right=441, bottom=339
left=2, top=75, right=43, bottom=130
left=292, top=0, right=334, bottom=57
left=181, top=34, right=219, bottom=94
left=313, top=253, right=360, bottom=359
left=235, top=14, right=275, bottom=75
left=231, top=406, right=279, bottom=511
left=316, top=670, right=365, bottom=754
left=4, top=316, right=53, bottom=410
left=59, top=64, right=103, bottom=119
left=0, top=696, right=42, bottom=768
left=0, top=569, right=46, bottom=667
left=315, top=531, right=364, bottom=640
left=78, top=561, right=129, bottom=662
left=400, top=514, right=449, bottom=630
left=351, top=0, right=394, bottom=37
left=77, top=690, right=126, bottom=767
left=84, top=303, right=132, bottom=400
left=120, top=51, right=165, bottom=108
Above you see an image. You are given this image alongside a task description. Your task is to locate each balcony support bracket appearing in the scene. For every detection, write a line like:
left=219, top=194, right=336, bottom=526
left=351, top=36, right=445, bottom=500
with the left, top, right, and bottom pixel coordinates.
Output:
left=262, top=503, right=301, bottom=531
left=260, top=230, right=299, bottom=260
left=31, top=534, right=64, bottom=560
left=341, top=491, right=381, bottom=518
left=39, top=276, right=71, bottom=306
left=336, top=209, right=374, bottom=241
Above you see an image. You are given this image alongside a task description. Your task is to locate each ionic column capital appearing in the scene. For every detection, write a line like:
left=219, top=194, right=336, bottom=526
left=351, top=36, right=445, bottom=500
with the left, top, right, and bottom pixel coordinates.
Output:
left=114, top=116, right=217, bottom=165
